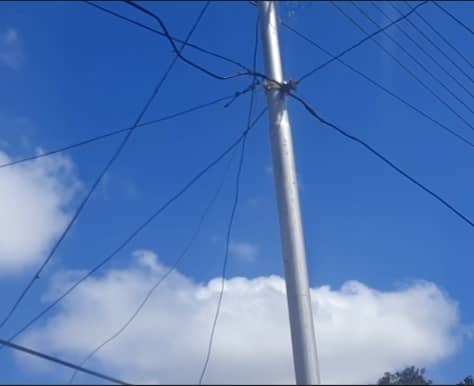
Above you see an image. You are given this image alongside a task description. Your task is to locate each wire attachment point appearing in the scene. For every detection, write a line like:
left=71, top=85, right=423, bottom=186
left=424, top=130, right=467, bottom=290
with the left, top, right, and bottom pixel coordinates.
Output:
left=263, top=79, right=298, bottom=96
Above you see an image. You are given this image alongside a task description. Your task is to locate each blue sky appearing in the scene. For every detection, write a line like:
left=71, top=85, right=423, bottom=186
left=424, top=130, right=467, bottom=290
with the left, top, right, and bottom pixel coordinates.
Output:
left=0, top=1, right=472, bottom=384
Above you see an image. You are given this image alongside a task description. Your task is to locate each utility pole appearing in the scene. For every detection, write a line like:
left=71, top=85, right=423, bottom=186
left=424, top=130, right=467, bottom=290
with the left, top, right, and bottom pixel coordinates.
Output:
left=257, top=2, right=321, bottom=385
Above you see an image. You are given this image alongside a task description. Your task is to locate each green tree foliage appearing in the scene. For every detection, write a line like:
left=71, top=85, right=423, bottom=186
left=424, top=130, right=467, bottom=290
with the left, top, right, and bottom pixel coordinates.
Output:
left=377, top=366, right=432, bottom=385
left=376, top=366, right=473, bottom=385
left=458, top=376, right=474, bottom=385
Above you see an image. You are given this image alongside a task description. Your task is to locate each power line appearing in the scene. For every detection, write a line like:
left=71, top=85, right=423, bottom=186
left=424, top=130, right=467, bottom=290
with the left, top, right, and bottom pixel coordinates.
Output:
left=392, top=1, right=473, bottom=85
left=68, top=131, right=239, bottom=384
left=198, top=14, right=260, bottom=384
left=289, top=92, right=474, bottom=228
left=0, top=0, right=210, bottom=332
left=84, top=1, right=248, bottom=73
left=2, top=107, right=267, bottom=353
left=124, top=1, right=269, bottom=83
left=409, top=2, right=474, bottom=71
left=331, top=1, right=474, bottom=131
left=198, top=122, right=250, bottom=386
left=0, top=87, right=255, bottom=171
left=351, top=1, right=474, bottom=116
left=371, top=1, right=474, bottom=99
left=296, top=1, right=429, bottom=83
left=432, top=1, right=474, bottom=35
left=84, top=1, right=262, bottom=79
left=281, top=21, right=474, bottom=150
left=0, top=337, right=131, bottom=385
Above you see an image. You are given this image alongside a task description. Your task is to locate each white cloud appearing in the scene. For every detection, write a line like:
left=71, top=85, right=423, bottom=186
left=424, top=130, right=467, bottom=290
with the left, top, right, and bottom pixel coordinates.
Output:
left=0, top=150, right=81, bottom=274
left=229, top=241, right=258, bottom=262
left=0, top=28, right=23, bottom=70
left=18, top=251, right=463, bottom=384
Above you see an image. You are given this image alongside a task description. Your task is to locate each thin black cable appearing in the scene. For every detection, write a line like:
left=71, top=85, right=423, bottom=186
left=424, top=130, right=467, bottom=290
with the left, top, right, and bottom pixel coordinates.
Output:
left=281, top=21, right=474, bottom=150
left=197, top=125, right=249, bottom=386
left=297, top=1, right=428, bottom=83
left=0, top=0, right=210, bottom=331
left=432, top=1, right=474, bottom=35
left=1, top=107, right=267, bottom=353
left=83, top=1, right=248, bottom=72
left=352, top=1, right=474, bottom=116
left=69, top=141, right=239, bottom=384
left=331, top=1, right=474, bottom=132
left=0, top=88, right=254, bottom=171
left=125, top=1, right=269, bottom=83
left=0, top=337, right=131, bottom=385
left=372, top=1, right=473, bottom=98
left=394, top=1, right=473, bottom=84
left=198, top=13, right=260, bottom=385
left=410, top=2, right=474, bottom=70
left=289, top=92, right=474, bottom=228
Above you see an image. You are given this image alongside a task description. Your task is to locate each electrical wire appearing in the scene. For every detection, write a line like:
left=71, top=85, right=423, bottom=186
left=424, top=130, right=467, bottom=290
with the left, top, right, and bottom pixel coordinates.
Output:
left=432, top=1, right=474, bottom=35
left=68, top=136, right=239, bottom=384
left=331, top=1, right=474, bottom=131
left=0, top=0, right=210, bottom=332
left=297, top=1, right=429, bottom=83
left=124, top=1, right=270, bottom=83
left=198, top=12, right=260, bottom=385
left=83, top=1, right=249, bottom=73
left=391, top=1, right=473, bottom=85
left=0, top=87, right=255, bottom=171
left=0, top=337, right=131, bottom=385
left=409, top=1, right=474, bottom=71
left=281, top=21, right=474, bottom=150
left=1, top=107, right=267, bottom=353
left=197, top=118, right=250, bottom=386
left=289, top=92, right=474, bottom=228
left=351, top=1, right=474, bottom=115
left=371, top=1, right=473, bottom=99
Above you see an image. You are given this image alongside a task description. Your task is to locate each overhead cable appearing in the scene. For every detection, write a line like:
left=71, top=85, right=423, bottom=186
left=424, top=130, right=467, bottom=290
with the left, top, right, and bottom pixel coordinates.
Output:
left=0, top=0, right=210, bottom=332
left=290, top=92, right=474, bottom=228
left=0, top=337, right=131, bottom=385
left=331, top=1, right=473, bottom=131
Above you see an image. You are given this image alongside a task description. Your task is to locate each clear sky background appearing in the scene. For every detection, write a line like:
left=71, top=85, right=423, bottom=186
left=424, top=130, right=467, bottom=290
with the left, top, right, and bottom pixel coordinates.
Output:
left=0, top=1, right=472, bottom=384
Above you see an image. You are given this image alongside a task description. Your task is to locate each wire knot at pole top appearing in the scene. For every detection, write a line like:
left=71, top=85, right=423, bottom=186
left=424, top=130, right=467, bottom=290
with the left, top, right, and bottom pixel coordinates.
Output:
left=263, top=79, right=298, bottom=97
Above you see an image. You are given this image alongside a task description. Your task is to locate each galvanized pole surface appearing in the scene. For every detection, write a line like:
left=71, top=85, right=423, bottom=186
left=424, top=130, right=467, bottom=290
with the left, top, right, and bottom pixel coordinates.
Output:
left=257, top=2, right=320, bottom=384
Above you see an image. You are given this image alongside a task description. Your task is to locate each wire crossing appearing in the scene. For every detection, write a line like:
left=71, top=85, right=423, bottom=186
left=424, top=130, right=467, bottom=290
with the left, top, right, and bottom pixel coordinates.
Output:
left=331, top=1, right=474, bottom=131
left=290, top=93, right=474, bottom=228
left=0, top=0, right=211, bottom=332
left=281, top=20, right=474, bottom=150
left=351, top=1, right=474, bottom=115
left=2, top=108, right=267, bottom=353
left=409, top=1, right=474, bottom=72
left=125, top=1, right=269, bottom=83
left=0, top=88, right=254, bottom=171
left=0, top=337, right=131, bottom=385
left=68, top=7, right=240, bottom=382
left=2, top=2, right=473, bottom=384
left=69, top=139, right=238, bottom=385
left=296, top=0, right=428, bottom=83
left=371, top=1, right=474, bottom=99
left=84, top=1, right=249, bottom=72
left=387, top=1, right=474, bottom=88
left=199, top=13, right=260, bottom=384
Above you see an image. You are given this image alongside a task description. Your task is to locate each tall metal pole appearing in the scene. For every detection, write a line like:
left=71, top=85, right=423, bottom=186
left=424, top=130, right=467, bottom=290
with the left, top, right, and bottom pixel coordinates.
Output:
left=257, top=2, right=320, bottom=385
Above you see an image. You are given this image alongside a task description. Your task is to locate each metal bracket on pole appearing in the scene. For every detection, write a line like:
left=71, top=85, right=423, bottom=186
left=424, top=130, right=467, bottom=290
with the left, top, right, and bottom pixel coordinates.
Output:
left=263, top=79, right=298, bottom=95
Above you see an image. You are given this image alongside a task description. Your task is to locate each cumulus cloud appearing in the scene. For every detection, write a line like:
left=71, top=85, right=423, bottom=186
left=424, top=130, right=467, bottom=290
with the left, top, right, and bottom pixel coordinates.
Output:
left=0, top=150, right=80, bottom=274
left=19, top=251, right=462, bottom=384
left=229, top=241, right=258, bottom=262
left=0, top=28, right=23, bottom=70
